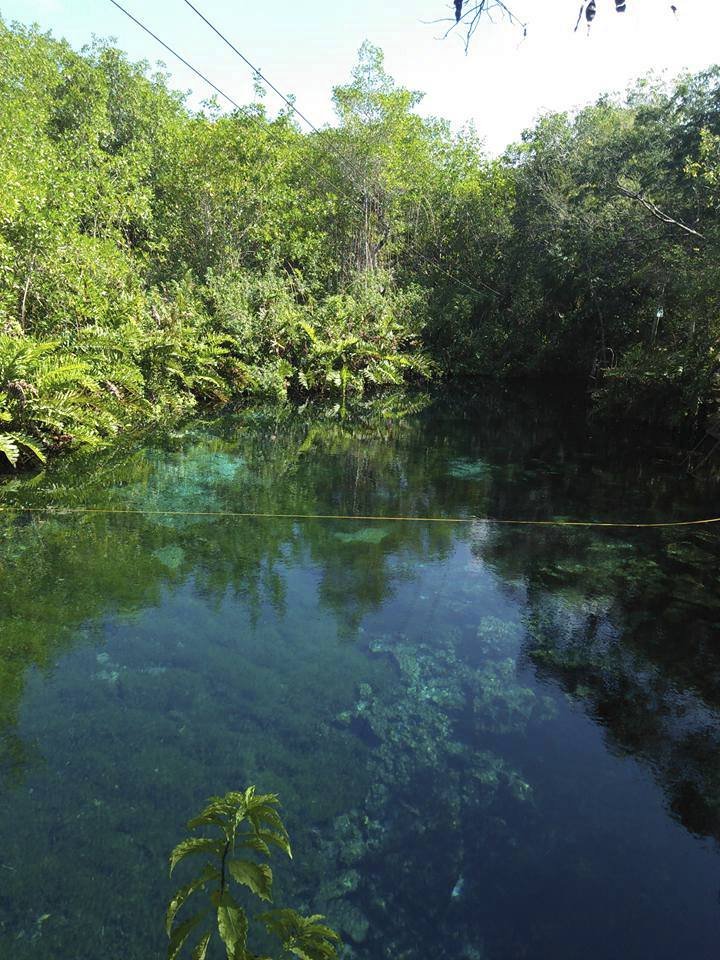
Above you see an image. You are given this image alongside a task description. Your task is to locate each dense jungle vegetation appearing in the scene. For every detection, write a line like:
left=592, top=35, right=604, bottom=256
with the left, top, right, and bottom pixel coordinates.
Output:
left=2, top=16, right=720, bottom=469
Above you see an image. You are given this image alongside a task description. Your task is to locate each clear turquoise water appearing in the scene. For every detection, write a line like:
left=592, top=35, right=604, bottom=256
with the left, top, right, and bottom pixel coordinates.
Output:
left=1, top=391, right=719, bottom=959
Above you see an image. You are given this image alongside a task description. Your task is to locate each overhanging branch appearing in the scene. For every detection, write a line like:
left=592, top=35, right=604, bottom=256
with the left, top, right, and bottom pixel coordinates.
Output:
left=432, top=1, right=526, bottom=52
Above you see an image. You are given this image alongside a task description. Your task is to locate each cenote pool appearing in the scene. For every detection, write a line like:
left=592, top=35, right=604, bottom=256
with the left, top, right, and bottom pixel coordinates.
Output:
left=0, top=390, right=719, bottom=959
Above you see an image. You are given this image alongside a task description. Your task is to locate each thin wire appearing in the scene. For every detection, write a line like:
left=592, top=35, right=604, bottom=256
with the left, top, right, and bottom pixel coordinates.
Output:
left=1, top=505, right=719, bottom=529
left=180, top=0, right=322, bottom=136
left=104, top=1, right=374, bottom=234
left=104, top=1, right=369, bottom=262
left=107, top=0, right=245, bottom=112
left=414, top=249, right=501, bottom=296
left=106, top=0, right=499, bottom=299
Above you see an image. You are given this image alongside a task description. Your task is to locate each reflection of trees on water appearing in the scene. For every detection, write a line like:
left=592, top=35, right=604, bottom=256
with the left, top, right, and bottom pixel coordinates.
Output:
left=2, top=390, right=720, bottom=960
left=2, top=386, right=720, bottom=837
left=0, top=489, right=167, bottom=783
left=0, top=398, right=459, bottom=780
left=479, top=522, right=720, bottom=843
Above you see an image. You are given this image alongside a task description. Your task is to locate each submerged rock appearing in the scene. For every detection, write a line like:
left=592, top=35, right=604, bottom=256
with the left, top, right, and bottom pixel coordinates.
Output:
left=447, top=458, right=493, bottom=480
left=334, top=527, right=390, bottom=545
left=450, top=874, right=465, bottom=899
left=327, top=898, right=370, bottom=944
left=95, top=669, right=120, bottom=685
left=319, top=868, right=361, bottom=902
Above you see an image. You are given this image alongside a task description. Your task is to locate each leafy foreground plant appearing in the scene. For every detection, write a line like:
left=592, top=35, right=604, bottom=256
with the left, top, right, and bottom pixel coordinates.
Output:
left=167, top=787, right=341, bottom=960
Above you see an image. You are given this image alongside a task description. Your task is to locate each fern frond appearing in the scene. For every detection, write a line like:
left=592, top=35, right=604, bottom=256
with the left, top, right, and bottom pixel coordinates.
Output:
left=0, top=433, right=19, bottom=467
left=0, top=431, right=46, bottom=467
left=34, top=358, right=92, bottom=391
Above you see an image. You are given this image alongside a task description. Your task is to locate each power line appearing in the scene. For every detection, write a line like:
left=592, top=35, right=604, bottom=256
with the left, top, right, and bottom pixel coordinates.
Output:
left=107, top=0, right=244, bottom=112
left=106, top=0, right=373, bottom=200
left=180, top=0, right=322, bottom=136
left=108, top=0, right=375, bottom=206
left=105, top=0, right=500, bottom=298
left=106, top=0, right=368, bottom=222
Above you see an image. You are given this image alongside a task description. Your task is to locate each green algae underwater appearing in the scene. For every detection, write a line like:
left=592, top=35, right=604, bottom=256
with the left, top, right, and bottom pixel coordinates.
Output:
left=0, top=389, right=719, bottom=960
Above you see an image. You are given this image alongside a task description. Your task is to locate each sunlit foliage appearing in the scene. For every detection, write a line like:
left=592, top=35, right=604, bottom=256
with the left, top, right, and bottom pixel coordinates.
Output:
left=2, top=17, right=720, bottom=469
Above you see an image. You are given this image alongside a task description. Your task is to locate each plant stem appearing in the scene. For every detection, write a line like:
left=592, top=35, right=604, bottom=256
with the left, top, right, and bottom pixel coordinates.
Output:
left=219, top=839, right=230, bottom=894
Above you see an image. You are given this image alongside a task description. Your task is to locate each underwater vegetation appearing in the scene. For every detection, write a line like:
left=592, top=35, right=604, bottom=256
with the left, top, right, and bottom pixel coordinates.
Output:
left=333, top=528, right=390, bottom=545
left=446, top=458, right=494, bottom=481
left=1, top=392, right=720, bottom=960
left=326, top=618, right=550, bottom=958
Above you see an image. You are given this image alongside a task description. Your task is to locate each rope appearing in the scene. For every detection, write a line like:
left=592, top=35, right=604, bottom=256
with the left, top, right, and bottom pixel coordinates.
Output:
left=0, top=505, right=718, bottom=529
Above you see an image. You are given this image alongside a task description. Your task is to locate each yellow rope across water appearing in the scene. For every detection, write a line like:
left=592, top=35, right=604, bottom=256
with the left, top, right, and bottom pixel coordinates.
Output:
left=0, top=505, right=719, bottom=529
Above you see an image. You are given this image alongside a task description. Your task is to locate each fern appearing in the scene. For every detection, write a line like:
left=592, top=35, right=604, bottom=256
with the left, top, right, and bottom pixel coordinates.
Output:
left=0, top=432, right=20, bottom=467
left=33, top=357, right=93, bottom=392
left=0, top=335, right=56, bottom=383
left=0, top=431, right=46, bottom=467
left=166, top=786, right=341, bottom=960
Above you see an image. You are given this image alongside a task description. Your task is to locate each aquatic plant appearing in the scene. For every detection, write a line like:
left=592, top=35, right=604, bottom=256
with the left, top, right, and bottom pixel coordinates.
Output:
left=333, top=526, right=390, bottom=544
left=447, top=458, right=493, bottom=481
left=166, top=786, right=341, bottom=960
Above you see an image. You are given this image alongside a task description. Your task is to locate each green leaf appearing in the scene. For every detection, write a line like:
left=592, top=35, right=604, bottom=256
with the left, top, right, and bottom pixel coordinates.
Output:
left=236, top=834, right=270, bottom=857
left=168, top=913, right=204, bottom=960
left=216, top=892, right=248, bottom=960
left=228, top=859, right=273, bottom=902
left=166, top=865, right=219, bottom=934
left=12, top=434, right=47, bottom=464
left=0, top=434, right=19, bottom=467
left=191, top=932, right=212, bottom=960
left=256, top=807, right=285, bottom=833
left=169, top=838, right=225, bottom=875
left=187, top=797, right=234, bottom=830
left=241, top=792, right=291, bottom=856
left=257, top=828, right=292, bottom=859
left=259, top=909, right=340, bottom=960
left=298, top=320, right=317, bottom=342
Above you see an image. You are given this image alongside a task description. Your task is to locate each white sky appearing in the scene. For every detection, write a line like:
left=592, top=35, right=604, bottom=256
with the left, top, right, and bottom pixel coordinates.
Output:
left=2, top=1, right=719, bottom=153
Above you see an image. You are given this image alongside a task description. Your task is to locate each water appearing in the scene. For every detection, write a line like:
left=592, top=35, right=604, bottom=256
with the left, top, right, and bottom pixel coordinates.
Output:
left=1, top=389, right=719, bottom=959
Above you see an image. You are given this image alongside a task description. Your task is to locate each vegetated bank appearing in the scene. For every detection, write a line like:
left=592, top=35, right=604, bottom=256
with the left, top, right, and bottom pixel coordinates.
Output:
left=2, top=17, right=720, bottom=470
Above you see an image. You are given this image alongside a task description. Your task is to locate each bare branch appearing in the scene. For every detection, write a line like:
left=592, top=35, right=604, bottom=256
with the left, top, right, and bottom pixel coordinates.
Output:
left=438, top=1, right=527, bottom=53
left=617, top=184, right=706, bottom=240
left=440, top=2, right=679, bottom=51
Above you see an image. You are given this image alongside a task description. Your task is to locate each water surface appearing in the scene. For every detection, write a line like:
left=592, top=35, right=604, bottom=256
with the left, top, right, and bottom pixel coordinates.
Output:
left=1, top=390, right=719, bottom=959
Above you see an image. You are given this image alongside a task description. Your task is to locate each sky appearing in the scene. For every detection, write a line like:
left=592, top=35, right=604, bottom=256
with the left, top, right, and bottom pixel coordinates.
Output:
left=2, top=0, right=719, bottom=153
